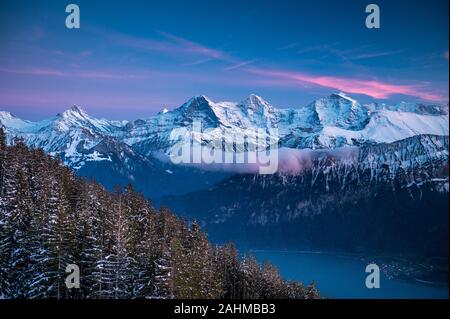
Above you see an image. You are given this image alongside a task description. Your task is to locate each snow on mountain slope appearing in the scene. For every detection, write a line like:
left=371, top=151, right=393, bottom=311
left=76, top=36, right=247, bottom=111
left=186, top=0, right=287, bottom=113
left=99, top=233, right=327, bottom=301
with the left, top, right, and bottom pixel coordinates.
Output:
left=1, top=94, right=448, bottom=171
left=55, top=105, right=126, bottom=134
left=306, top=92, right=370, bottom=130
left=121, top=93, right=449, bottom=157
left=0, top=111, right=54, bottom=134
left=0, top=106, right=130, bottom=169
left=318, top=109, right=450, bottom=148
left=367, top=101, right=449, bottom=115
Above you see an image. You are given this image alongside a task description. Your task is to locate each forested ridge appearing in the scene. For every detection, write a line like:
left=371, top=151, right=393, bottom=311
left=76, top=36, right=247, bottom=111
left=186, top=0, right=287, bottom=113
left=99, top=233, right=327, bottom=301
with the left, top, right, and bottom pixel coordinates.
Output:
left=0, top=129, right=319, bottom=299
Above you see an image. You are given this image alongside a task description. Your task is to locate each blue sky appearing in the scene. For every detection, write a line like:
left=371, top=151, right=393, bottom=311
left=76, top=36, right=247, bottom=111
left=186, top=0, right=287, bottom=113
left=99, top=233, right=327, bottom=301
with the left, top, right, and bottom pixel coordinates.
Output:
left=0, top=0, right=448, bottom=120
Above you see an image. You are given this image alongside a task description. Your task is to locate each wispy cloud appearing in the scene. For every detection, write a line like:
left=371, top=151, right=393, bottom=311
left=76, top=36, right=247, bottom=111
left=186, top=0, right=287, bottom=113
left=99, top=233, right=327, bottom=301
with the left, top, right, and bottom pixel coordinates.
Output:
left=92, top=27, right=230, bottom=63
left=245, top=67, right=446, bottom=101
left=6, top=27, right=445, bottom=103
left=97, top=29, right=428, bottom=100
left=0, top=67, right=142, bottom=80
left=182, top=58, right=216, bottom=66
left=0, top=65, right=236, bottom=85
left=296, top=43, right=401, bottom=62
left=224, top=59, right=259, bottom=71
left=0, top=67, right=64, bottom=77
left=97, top=28, right=264, bottom=72
left=351, top=50, right=403, bottom=60
left=277, top=43, right=298, bottom=51
left=158, top=31, right=229, bottom=60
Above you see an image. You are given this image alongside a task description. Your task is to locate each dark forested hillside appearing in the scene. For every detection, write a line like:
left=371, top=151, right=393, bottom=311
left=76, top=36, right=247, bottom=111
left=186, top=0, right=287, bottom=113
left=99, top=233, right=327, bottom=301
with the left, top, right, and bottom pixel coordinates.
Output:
left=159, top=135, right=449, bottom=258
left=0, top=129, right=319, bottom=299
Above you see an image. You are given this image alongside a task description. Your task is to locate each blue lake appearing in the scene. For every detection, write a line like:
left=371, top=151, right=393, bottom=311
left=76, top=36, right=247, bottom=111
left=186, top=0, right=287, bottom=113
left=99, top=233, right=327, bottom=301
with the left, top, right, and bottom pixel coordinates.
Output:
left=252, top=250, right=449, bottom=299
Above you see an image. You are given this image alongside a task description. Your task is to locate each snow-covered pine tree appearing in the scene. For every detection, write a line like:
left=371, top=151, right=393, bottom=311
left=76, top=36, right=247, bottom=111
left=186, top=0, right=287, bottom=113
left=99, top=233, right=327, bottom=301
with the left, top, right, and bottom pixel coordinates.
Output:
left=240, top=254, right=263, bottom=299
left=260, top=262, right=287, bottom=298
left=217, top=243, right=241, bottom=299
left=72, top=182, right=102, bottom=299
left=0, top=128, right=6, bottom=196
left=31, top=160, right=77, bottom=299
left=182, top=222, right=223, bottom=298
left=0, top=136, right=319, bottom=300
left=153, top=244, right=173, bottom=298
left=132, top=194, right=159, bottom=298
left=91, top=186, right=137, bottom=298
left=0, top=140, right=35, bottom=298
left=0, top=128, right=8, bottom=296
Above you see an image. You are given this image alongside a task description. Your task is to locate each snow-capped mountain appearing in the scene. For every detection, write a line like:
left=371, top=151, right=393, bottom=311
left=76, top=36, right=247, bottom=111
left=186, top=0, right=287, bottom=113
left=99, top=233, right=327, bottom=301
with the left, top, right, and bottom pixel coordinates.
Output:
left=2, top=93, right=448, bottom=162
left=0, top=105, right=229, bottom=197
left=1, top=93, right=448, bottom=257
left=1, top=105, right=128, bottom=169
left=1, top=93, right=448, bottom=196
left=122, top=92, right=449, bottom=155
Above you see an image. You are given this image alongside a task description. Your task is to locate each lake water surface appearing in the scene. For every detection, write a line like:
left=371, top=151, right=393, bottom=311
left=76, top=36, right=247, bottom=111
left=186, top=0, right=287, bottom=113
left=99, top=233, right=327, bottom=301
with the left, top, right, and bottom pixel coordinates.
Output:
left=252, top=250, right=448, bottom=299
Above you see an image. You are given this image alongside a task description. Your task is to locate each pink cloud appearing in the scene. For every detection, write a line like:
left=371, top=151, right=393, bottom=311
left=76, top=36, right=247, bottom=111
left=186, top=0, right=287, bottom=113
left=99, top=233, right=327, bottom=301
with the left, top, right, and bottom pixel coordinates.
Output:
left=4, top=27, right=447, bottom=103
left=74, top=70, right=140, bottom=80
left=246, top=67, right=446, bottom=102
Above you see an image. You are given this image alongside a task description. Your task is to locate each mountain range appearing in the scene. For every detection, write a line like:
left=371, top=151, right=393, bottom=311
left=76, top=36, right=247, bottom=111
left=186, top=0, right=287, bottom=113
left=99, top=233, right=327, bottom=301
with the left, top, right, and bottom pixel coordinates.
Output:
left=1, top=92, right=448, bottom=171
left=1, top=92, right=449, bottom=259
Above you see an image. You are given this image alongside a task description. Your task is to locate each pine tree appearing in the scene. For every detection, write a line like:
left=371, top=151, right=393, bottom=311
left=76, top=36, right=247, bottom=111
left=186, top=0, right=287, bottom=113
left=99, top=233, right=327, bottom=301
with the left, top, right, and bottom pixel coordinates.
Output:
left=1, top=140, right=35, bottom=297
left=0, top=138, right=319, bottom=299
left=0, top=128, right=6, bottom=195
left=0, top=128, right=9, bottom=296
left=218, top=243, right=241, bottom=299
left=241, top=254, right=262, bottom=299
left=133, top=202, right=159, bottom=298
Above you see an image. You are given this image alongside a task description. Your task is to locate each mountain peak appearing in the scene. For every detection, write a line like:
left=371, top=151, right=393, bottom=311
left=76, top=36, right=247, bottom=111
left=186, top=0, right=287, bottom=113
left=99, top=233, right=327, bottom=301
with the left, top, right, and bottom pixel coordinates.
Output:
left=309, top=93, right=369, bottom=130
left=0, top=111, right=14, bottom=121
left=241, top=94, right=273, bottom=112
left=190, top=95, right=213, bottom=104
left=70, top=105, right=83, bottom=112
left=329, top=92, right=357, bottom=104
left=248, top=93, right=264, bottom=100
left=175, top=95, right=220, bottom=126
left=59, top=105, right=89, bottom=119
left=180, top=95, right=215, bottom=111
